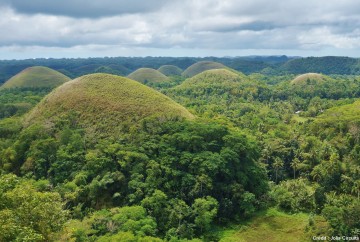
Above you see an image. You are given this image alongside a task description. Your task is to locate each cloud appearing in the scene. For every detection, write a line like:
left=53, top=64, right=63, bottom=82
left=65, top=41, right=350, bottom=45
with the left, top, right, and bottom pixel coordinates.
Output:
left=0, top=0, right=169, bottom=18
left=1, top=0, right=360, bottom=58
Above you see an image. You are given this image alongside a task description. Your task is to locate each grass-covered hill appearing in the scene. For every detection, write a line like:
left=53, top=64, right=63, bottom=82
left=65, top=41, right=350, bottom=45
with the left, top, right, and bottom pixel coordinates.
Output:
left=69, top=64, right=131, bottom=77
left=0, top=66, right=70, bottom=90
left=167, top=69, right=263, bottom=116
left=182, top=61, right=228, bottom=77
left=176, top=69, right=246, bottom=91
left=314, top=100, right=360, bottom=127
left=290, top=73, right=327, bottom=85
left=274, top=73, right=360, bottom=102
left=127, top=68, right=169, bottom=84
left=171, top=68, right=251, bottom=97
left=158, top=65, right=183, bottom=76
left=25, top=73, right=194, bottom=136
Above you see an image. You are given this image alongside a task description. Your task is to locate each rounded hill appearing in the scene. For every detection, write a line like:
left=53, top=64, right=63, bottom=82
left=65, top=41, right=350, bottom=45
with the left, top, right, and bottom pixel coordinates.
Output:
left=127, top=68, right=169, bottom=84
left=25, top=74, right=194, bottom=136
left=291, top=73, right=327, bottom=85
left=158, top=65, right=183, bottom=76
left=170, top=69, right=250, bottom=102
left=182, top=61, right=227, bottom=77
left=178, top=69, right=245, bottom=89
left=0, top=66, right=70, bottom=90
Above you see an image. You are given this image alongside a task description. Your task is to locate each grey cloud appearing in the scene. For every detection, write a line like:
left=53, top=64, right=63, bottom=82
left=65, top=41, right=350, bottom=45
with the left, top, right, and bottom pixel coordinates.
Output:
left=0, top=0, right=168, bottom=18
left=1, top=0, right=360, bottom=58
left=202, top=21, right=280, bottom=33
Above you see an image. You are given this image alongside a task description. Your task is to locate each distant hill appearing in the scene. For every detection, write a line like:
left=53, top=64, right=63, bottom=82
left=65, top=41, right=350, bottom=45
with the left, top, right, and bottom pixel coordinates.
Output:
left=226, top=59, right=272, bottom=74
left=0, top=66, right=70, bottom=90
left=290, top=73, right=328, bottom=85
left=280, top=56, right=360, bottom=75
left=25, top=73, right=193, bottom=137
left=128, top=68, right=169, bottom=84
left=71, top=64, right=130, bottom=77
left=158, top=65, right=183, bottom=76
left=177, top=69, right=245, bottom=89
left=1, top=56, right=360, bottom=85
left=170, top=69, right=250, bottom=104
left=182, top=61, right=227, bottom=77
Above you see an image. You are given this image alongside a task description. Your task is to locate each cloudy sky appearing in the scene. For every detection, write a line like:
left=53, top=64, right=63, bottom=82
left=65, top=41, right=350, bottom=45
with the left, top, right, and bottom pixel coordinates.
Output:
left=0, top=0, right=360, bottom=59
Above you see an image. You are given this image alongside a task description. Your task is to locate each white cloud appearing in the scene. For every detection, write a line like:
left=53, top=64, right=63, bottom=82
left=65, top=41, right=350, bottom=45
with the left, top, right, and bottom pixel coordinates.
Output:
left=1, top=0, right=360, bottom=58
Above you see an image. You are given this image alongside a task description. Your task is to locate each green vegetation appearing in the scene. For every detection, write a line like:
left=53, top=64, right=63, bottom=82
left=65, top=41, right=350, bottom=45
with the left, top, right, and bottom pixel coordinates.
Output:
left=0, top=66, right=70, bottom=90
left=0, top=174, right=67, bottom=241
left=25, top=73, right=194, bottom=137
left=158, top=65, right=183, bottom=76
left=182, top=61, right=228, bottom=77
left=0, top=66, right=70, bottom=119
left=218, top=208, right=330, bottom=242
left=280, top=56, right=360, bottom=75
left=2, top=58, right=360, bottom=241
left=128, top=68, right=169, bottom=84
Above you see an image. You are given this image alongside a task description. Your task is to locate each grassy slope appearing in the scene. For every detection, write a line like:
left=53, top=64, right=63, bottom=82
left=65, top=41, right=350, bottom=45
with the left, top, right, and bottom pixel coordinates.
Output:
left=172, top=69, right=247, bottom=99
left=182, top=61, right=228, bottom=77
left=290, top=73, right=327, bottom=85
left=158, top=65, right=183, bottom=76
left=315, top=100, right=360, bottom=124
left=127, top=68, right=169, bottom=83
left=25, top=73, right=194, bottom=136
left=0, top=66, right=70, bottom=89
left=218, top=208, right=310, bottom=242
left=177, top=69, right=245, bottom=88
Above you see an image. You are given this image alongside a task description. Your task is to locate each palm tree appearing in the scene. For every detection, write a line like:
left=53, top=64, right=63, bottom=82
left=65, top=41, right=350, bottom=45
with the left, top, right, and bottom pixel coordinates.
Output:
left=273, top=157, right=284, bottom=183
left=311, top=165, right=322, bottom=182
left=291, top=158, right=301, bottom=179
left=351, top=180, right=360, bottom=200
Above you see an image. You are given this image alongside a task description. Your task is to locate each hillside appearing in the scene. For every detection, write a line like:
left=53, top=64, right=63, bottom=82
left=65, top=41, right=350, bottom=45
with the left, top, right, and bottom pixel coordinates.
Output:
left=127, top=68, right=169, bottom=84
left=177, top=69, right=245, bottom=89
left=0, top=66, right=70, bottom=90
left=315, top=100, right=360, bottom=124
left=218, top=209, right=310, bottom=242
left=290, top=73, right=327, bottom=85
left=182, top=61, right=227, bottom=77
left=170, top=69, right=247, bottom=98
left=168, top=69, right=255, bottom=113
left=158, top=65, right=183, bottom=76
left=25, top=73, right=194, bottom=136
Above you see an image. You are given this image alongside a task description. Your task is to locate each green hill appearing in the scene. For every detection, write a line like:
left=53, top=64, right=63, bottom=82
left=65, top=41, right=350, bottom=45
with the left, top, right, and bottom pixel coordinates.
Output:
left=0, top=66, right=70, bottom=90
left=174, top=69, right=247, bottom=95
left=25, top=73, right=194, bottom=137
left=158, top=65, right=183, bottom=76
left=127, top=68, right=169, bottom=84
left=290, top=73, right=327, bottom=85
left=182, top=61, right=227, bottom=77
left=315, top=100, right=360, bottom=124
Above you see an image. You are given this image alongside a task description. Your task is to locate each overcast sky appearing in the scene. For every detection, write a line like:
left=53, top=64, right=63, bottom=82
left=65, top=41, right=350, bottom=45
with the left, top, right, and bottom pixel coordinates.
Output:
left=0, top=0, right=360, bottom=59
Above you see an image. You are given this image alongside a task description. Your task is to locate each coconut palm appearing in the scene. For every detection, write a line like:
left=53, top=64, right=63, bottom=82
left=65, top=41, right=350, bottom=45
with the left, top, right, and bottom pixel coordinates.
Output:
left=273, top=157, right=284, bottom=183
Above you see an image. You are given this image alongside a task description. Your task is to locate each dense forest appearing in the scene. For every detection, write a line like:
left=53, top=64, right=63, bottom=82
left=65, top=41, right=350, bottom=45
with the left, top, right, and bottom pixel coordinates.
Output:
left=0, top=58, right=360, bottom=241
